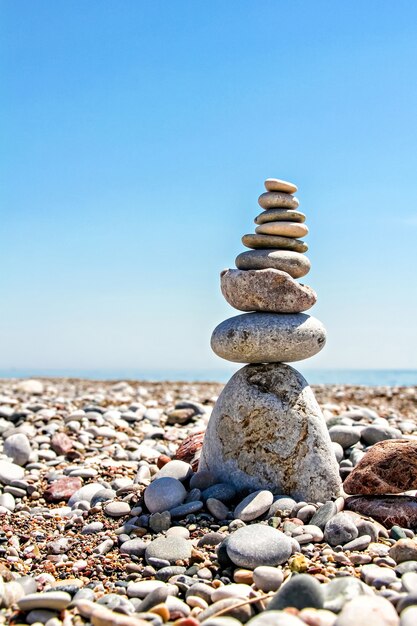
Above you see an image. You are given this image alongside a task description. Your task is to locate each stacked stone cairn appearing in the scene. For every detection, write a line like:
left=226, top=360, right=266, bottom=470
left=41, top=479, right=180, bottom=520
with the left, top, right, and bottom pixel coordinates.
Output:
left=199, top=177, right=342, bottom=502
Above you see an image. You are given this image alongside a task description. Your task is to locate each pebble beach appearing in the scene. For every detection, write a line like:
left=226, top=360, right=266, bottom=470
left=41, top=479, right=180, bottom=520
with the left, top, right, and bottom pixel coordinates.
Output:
left=1, top=378, right=417, bottom=626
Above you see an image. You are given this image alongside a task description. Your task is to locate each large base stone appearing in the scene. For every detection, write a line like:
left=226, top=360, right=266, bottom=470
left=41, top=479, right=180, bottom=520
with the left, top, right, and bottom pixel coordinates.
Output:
left=199, top=363, right=341, bottom=501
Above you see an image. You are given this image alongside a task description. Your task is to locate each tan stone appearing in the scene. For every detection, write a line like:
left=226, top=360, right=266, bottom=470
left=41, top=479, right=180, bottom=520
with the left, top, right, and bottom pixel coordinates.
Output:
left=235, top=249, right=310, bottom=278
left=199, top=363, right=341, bottom=500
left=220, top=268, right=316, bottom=313
left=264, top=178, right=298, bottom=194
left=258, top=191, right=299, bottom=210
left=242, top=233, right=308, bottom=253
left=255, top=208, right=306, bottom=224
left=255, top=221, right=309, bottom=238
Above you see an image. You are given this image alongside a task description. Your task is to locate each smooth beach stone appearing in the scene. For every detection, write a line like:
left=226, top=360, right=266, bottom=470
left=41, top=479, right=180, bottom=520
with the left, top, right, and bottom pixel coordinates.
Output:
left=210, top=313, right=326, bottom=363
left=145, top=535, right=192, bottom=564
left=0, top=460, right=25, bottom=485
left=322, top=576, right=374, bottom=613
left=343, top=440, right=417, bottom=495
left=234, top=490, right=274, bottom=521
left=242, top=233, right=308, bottom=253
left=247, top=614, right=305, bottom=626
left=324, top=512, right=358, bottom=546
left=18, top=591, right=72, bottom=611
left=258, top=191, right=299, bottom=210
left=4, top=433, right=32, bottom=465
left=253, top=566, right=284, bottom=592
left=236, top=249, right=310, bottom=279
left=310, top=501, right=338, bottom=530
left=226, top=524, right=292, bottom=569
left=267, top=574, right=324, bottom=611
left=389, top=539, right=417, bottom=563
left=401, top=607, right=417, bottom=626
left=144, top=477, right=187, bottom=513
left=199, top=364, right=341, bottom=500
left=333, top=595, right=399, bottom=626
left=264, top=178, right=298, bottom=194
left=256, top=221, right=309, bottom=238
left=255, top=208, right=306, bottom=224
left=220, top=269, right=317, bottom=314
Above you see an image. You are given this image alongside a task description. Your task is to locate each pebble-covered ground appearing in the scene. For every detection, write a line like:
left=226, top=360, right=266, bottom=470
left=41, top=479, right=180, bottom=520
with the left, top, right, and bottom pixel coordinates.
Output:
left=1, top=378, right=417, bottom=626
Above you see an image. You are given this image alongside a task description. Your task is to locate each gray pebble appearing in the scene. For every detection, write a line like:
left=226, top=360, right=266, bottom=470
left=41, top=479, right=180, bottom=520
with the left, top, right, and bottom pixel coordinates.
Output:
left=234, top=490, right=273, bottom=522
left=324, top=512, right=358, bottom=546
left=144, top=477, right=187, bottom=513
left=145, top=535, right=192, bottom=564
left=226, top=524, right=292, bottom=569
left=267, top=573, right=323, bottom=610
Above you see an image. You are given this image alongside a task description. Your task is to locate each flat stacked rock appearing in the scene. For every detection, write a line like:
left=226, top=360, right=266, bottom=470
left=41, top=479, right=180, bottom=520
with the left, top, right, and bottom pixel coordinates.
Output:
left=200, top=178, right=341, bottom=500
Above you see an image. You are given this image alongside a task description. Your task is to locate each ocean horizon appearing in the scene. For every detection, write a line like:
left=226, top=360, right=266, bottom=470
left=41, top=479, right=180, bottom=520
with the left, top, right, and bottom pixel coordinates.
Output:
left=0, top=368, right=416, bottom=387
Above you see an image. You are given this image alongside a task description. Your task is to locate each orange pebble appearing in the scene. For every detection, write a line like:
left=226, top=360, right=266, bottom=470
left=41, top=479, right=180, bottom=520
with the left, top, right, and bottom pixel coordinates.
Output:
left=157, top=455, right=171, bottom=469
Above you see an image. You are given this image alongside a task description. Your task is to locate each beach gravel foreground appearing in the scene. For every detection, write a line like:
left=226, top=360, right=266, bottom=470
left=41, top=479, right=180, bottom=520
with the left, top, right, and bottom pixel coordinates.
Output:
left=0, top=378, right=417, bottom=625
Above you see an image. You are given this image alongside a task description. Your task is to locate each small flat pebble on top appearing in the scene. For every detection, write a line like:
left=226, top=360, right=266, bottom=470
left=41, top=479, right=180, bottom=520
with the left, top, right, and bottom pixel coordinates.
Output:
left=234, top=490, right=273, bottom=521
left=144, top=477, right=187, bottom=513
left=264, top=178, right=298, bottom=194
left=226, top=524, right=292, bottom=569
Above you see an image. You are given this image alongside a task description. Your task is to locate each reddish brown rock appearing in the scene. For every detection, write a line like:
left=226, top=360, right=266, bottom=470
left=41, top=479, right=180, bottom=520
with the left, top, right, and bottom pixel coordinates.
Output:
left=51, top=432, right=74, bottom=455
left=44, top=476, right=82, bottom=502
left=345, top=496, right=417, bottom=529
left=343, top=439, right=417, bottom=495
left=174, top=432, right=204, bottom=472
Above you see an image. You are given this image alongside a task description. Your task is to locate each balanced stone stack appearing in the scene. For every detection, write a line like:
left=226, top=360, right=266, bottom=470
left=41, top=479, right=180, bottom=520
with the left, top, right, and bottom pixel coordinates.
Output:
left=199, top=178, right=342, bottom=502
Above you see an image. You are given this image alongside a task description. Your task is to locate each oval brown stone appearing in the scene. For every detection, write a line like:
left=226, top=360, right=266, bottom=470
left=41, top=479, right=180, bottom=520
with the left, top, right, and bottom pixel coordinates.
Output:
left=235, top=249, right=311, bottom=278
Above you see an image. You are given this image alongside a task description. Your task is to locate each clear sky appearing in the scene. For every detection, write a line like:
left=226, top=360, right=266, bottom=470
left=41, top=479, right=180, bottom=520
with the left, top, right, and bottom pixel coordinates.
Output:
left=1, top=0, right=417, bottom=375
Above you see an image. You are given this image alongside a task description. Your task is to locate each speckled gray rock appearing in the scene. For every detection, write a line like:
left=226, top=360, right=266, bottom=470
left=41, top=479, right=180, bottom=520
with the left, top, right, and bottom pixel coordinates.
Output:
left=4, top=433, right=31, bottom=466
left=235, top=250, right=310, bottom=279
left=226, top=524, right=292, bottom=569
left=144, top=477, right=187, bottom=513
left=220, top=269, right=317, bottom=313
left=199, top=364, right=341, bottom=500
left=324, top=513, right=359, bottom=546
left=242, top=234, right=308, bottom=253
left=258, top=191, right=300, bottom=210
left=211, top=313, right=326, bottom=364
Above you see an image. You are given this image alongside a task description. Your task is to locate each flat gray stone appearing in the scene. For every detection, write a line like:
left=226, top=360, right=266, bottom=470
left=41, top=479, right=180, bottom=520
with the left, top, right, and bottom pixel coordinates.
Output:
left=211, top=313, right=326, bottom=364
left=220, top=269, right=316, bottom=313
left=226, top=524, right=292, bottom=569
left=199, top=364, right=341, bottom=501
left=144, top=477, right=187, bottom=513
left=235, top=249, right=310, bottom=279
left=322, top=576, right=374, bottom=613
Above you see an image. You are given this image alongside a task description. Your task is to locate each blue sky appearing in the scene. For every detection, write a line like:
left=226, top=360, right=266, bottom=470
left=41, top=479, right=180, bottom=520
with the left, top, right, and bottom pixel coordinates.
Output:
left=1, top=0, right=417, bottom=375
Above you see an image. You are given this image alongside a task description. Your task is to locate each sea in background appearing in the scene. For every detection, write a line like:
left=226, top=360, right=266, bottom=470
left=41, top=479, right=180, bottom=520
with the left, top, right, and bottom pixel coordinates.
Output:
left=0, top=369, right=416, bottom=387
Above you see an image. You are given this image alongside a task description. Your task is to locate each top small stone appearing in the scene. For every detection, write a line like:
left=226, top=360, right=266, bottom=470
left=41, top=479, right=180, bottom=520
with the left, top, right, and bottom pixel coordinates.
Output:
left=264, top=178, right=298, bottom=194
